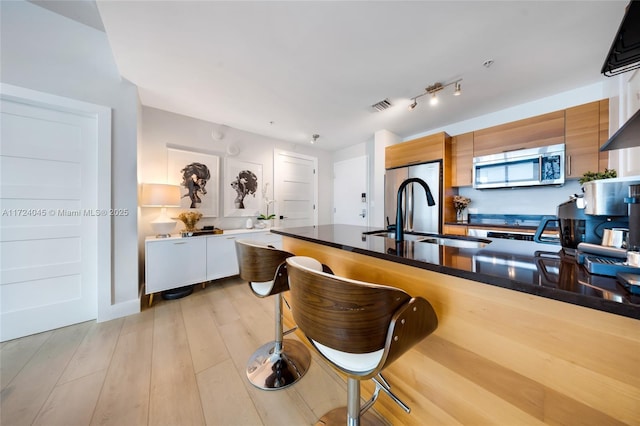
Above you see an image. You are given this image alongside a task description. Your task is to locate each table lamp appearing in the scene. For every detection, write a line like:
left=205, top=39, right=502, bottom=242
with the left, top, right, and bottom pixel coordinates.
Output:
left=141, top=183, right=181, bottom=237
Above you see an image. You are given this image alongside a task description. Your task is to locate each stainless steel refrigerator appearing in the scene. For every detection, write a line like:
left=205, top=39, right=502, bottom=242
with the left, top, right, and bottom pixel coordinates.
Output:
left=384, top=161, right=441, bottom=233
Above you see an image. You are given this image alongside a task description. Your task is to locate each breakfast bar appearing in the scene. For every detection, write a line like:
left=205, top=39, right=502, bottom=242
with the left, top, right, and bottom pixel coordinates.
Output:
left=272, top=225, right=640, bottom=425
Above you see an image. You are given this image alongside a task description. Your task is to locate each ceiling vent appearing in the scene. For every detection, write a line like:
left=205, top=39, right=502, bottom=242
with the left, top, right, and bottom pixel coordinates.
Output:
left=371, top=98, right=392, bottom=112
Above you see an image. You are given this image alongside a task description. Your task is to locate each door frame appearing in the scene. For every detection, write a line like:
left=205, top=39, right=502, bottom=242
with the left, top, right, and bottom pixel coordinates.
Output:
left=0, top=83, right=112, bottom=324
left=273, top=149, right=318, bottom=227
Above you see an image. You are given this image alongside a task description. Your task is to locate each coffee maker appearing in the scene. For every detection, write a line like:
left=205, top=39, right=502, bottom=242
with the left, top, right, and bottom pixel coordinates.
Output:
left=556, top=196, right=628, bottom=256
left=578, top=177, right=640, bottom=252
left=536, top=178, right=638, bottom=256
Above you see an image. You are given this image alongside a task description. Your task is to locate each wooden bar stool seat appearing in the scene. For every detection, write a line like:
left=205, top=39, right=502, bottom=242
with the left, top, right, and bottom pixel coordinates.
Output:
left=234, top=240, right=311, bottom=390
left=286, top=256, right=439, bottom=425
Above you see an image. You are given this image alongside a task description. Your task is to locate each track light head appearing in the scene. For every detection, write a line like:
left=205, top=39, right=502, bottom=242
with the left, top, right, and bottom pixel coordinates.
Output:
left=408, top=99, right=417, bottom=111
left=430, top=93, right=438, bottom=106
left=454, top=81, right=462, bottom=96
left=310, top=134, right=319, bottom=144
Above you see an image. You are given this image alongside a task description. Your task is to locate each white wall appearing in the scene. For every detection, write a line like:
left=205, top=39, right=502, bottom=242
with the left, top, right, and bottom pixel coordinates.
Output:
left=139, top=106, right=333, bottom=237
left=0, top=0, right=139, bottom=317
left=458, top=181, right=583, bottom=216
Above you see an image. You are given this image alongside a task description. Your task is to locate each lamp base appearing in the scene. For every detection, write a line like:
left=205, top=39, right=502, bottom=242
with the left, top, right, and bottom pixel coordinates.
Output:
left=150, top=216, right=177, bottom=237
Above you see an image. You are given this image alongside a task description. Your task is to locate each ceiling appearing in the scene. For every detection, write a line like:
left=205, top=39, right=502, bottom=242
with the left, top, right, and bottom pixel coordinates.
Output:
left=35, top=1, right=629, bottom=151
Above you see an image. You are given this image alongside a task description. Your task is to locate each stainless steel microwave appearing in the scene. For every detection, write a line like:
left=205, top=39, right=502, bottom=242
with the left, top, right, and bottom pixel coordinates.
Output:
left=472, top=143, right=565, bottom=189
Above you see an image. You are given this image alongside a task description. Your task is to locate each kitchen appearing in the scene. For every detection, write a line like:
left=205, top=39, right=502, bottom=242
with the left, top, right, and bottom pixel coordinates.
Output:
left=1, top=1, right=640, bottom=425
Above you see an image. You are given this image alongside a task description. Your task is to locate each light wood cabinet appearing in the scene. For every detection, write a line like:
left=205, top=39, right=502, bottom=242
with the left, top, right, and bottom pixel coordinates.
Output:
left=451, top=132, right=473, bottom=187
left=444, top=224, right=467, bottom=236
left=565, top=101, right=600, bottom=178
left=473, top=110, right=565, bottom=158
left=598, top=99, right=609, bottom=172
left=384, top=132, right=447, bottom=169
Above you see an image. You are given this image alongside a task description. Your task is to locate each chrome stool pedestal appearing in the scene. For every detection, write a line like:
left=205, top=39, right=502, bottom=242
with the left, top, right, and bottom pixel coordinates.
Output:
left=246, top=293, right=310, bottom=390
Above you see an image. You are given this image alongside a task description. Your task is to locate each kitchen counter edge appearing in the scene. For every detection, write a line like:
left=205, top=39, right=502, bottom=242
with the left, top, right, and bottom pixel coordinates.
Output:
left=272, top=226, right=640, bottom=320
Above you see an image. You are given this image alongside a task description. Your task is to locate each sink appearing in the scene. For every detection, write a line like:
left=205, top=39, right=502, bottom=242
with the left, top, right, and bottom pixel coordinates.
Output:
left=418, top=236, right=490, bottom=249
left=363, top=230, right=491, bottom=248
left=363, top=230, right=429, bottom=241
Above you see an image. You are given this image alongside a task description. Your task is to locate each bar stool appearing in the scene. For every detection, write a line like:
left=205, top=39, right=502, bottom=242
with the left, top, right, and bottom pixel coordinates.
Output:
left=234, top=240, right=311, bottom=390
left=286, top=256, right=439, bottom=425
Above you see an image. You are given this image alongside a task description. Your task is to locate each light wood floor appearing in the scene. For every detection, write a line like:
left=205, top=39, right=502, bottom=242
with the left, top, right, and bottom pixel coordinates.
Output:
left=0, top=277, right=362, bottom=426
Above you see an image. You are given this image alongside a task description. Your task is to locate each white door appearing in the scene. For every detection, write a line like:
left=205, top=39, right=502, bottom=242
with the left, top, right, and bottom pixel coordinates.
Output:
left=274, top=150, right=317, bottom=228
left=0, top=85, right=109, bottom=341
left=333, top=156, right=369, bottom=226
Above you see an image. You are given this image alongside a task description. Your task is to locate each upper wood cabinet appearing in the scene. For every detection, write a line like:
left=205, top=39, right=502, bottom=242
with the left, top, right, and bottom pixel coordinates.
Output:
left=598, top=99, right=609, bottom=172
left=565, top=100, right=602, bottom=178
left=451, top=132, right=473, bottom=187
left=473, top=110, right=565, bottom=158
left=385, top=132, right=448, bottom=169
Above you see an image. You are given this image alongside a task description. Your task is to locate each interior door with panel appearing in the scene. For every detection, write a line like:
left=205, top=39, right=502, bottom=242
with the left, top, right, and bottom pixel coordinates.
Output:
left=274, top=150, right=318, bottom=228
left=333, top=156, right=368, bottom=226
left=0, top=85, right=110, bottom=341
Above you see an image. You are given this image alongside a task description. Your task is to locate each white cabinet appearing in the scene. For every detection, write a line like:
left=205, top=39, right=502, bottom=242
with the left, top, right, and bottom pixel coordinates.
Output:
left=145, top=230, right=282, bottom=297
left=205, top=231, right=283, bottom=280
left=145, top=237, right=207, bottom=294
left=206, top=236, right=239, bottom=280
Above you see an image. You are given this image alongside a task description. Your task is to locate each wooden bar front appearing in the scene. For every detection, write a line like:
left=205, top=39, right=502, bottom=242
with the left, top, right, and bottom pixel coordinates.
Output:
left=282, top=236, right=640, bottom=425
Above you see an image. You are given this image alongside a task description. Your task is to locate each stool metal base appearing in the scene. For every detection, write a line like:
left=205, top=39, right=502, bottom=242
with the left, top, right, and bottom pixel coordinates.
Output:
left=315, top=407, right=388, bottom=426
left=246, top=339, right=311, bottom=390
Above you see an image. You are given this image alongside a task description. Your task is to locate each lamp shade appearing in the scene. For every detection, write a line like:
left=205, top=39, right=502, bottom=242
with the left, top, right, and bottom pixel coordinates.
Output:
left=141, top=183, right=181, bottom=207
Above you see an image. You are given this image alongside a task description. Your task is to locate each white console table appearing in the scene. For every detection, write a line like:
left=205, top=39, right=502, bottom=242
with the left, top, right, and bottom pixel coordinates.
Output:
left=145, top=229, right=281, bottom=305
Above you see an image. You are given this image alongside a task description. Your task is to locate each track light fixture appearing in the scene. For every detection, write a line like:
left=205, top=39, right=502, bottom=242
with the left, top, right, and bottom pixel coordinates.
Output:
left=408, top=79, right=462, bottom=110
left=454, top=81, right=462, bottom=96
left=310, top=134, right=319, bottom=144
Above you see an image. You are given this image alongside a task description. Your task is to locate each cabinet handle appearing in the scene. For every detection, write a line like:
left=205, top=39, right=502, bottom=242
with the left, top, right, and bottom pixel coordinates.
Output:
left=173, top=242, right=187, bottom=245
left=567, top=155, right=571, bottom=175
left=226, top=236, right=236, bottom=240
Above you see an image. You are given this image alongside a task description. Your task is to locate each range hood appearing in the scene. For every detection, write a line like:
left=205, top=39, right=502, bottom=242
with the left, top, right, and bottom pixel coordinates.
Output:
left=600, top=107, right=640, bottom=151
left=601, top=1, right=640, bottom=77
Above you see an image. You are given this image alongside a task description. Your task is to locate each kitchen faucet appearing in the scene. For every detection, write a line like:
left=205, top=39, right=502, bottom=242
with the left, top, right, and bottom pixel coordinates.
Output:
left=396, top=177, right=436, bottom=243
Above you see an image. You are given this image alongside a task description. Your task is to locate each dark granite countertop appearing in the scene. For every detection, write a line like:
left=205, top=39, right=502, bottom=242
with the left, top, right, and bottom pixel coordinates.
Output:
left=272, top=225, right=640, bottom=320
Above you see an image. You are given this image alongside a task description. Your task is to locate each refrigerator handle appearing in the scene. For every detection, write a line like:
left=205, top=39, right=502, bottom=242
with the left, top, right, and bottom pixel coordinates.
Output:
left=407, top=182, right=414, bottom=232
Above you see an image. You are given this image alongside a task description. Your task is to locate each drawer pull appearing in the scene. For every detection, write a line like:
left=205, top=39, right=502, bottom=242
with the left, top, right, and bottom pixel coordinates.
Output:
left=173, top=242, right=188, bottom=245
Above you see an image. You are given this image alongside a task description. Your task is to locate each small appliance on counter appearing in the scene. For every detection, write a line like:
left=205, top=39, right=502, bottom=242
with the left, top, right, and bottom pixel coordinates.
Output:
left=625, top=183, right=640, bottom=250
left=555, top=177, right=640, bottom=291
left=535, top=194, right=629, bottom=256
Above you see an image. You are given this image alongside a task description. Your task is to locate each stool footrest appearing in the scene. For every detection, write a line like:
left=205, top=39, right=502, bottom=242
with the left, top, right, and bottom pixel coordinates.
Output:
left=372, top=374, right=410, bottom=413
left=283, top=326, right=298, bottom=336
